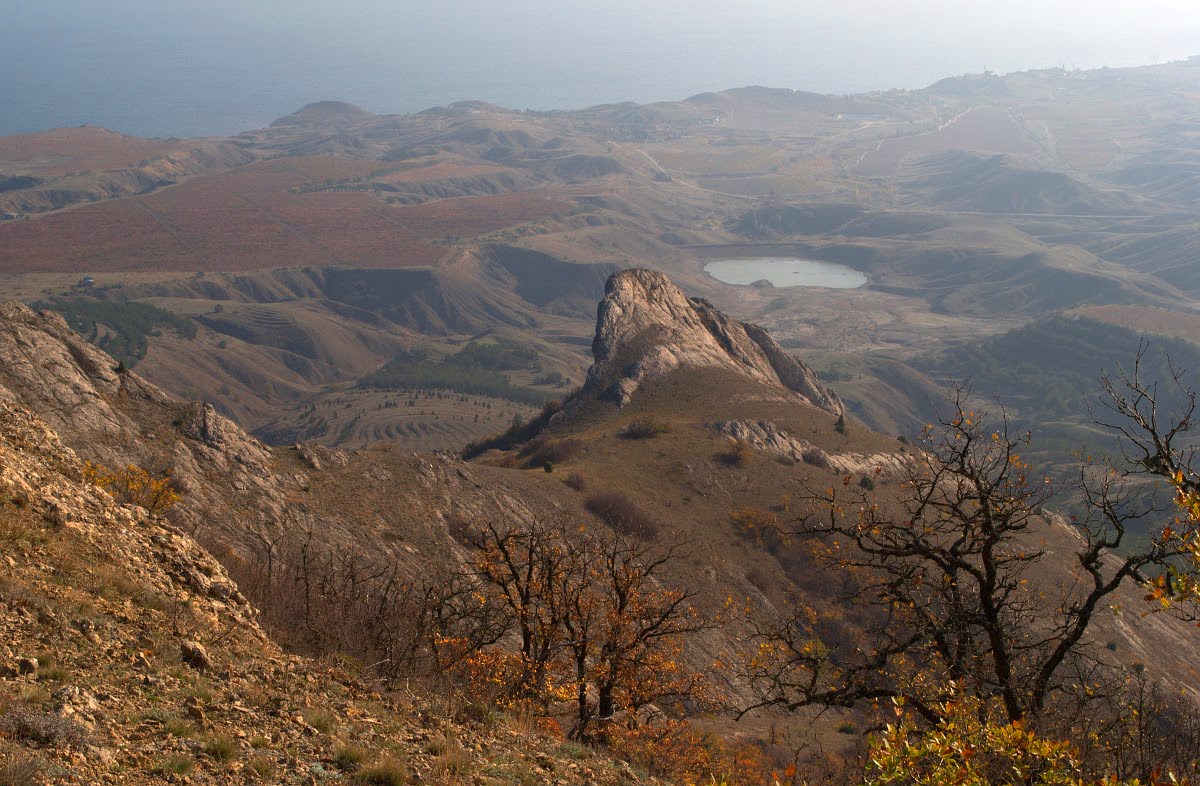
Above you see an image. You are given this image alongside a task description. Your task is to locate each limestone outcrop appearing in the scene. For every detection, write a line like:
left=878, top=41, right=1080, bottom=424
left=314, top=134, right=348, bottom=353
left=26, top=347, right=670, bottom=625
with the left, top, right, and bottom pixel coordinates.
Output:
left=583, top=269, right=843, bottom=414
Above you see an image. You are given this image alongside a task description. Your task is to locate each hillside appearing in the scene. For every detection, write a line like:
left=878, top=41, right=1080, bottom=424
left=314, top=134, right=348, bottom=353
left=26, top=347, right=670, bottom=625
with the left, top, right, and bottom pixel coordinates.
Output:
left=0, top=399, right=661, bottom=785
left=7, top=268, right=1200, bottom=780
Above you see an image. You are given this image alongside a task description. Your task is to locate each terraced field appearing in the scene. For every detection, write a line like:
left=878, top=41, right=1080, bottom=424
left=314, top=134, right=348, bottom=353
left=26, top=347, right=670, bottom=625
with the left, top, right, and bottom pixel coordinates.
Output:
left=257, top=387, right=540, bottom=451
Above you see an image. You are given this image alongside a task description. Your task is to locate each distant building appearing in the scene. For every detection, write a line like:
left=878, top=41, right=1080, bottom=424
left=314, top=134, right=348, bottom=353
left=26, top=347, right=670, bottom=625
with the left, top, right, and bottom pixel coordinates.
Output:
left=77, top=276, right=95, bottom=288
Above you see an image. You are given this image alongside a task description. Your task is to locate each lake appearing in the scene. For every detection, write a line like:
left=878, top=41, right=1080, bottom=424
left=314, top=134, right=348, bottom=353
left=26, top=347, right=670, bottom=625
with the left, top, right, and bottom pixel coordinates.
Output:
left=704, top=258, right=866, bottom=289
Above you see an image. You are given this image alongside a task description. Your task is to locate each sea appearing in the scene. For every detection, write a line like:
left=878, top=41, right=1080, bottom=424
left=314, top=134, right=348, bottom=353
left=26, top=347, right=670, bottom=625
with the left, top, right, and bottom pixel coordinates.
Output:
left=2, top=1, right=1195, bottom=139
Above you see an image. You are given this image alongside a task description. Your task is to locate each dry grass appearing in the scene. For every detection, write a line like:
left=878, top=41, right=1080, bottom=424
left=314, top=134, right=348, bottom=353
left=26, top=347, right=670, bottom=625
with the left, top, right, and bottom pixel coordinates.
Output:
left=0, top=159, right=572, bottom=274
left=1073, top=304, right=1200, bottom=344
left=356, top=757, right=408, bottom=786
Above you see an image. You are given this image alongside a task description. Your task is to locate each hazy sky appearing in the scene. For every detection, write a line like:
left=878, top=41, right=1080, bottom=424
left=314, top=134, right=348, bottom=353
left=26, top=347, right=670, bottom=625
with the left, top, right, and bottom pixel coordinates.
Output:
left=3, top=0, right=1198, bottom=136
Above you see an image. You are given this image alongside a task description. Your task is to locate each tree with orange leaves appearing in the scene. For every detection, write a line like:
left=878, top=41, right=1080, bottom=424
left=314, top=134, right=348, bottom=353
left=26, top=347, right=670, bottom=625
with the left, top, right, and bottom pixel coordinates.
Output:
left=455, top=517, right=713, bottom=738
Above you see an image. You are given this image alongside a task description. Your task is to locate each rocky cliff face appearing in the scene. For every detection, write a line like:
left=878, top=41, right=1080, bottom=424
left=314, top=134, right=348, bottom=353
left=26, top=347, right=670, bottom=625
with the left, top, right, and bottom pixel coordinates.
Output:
left=0, top=302, right=284, bottom=549
left=583, top=269, right=843, bottom=414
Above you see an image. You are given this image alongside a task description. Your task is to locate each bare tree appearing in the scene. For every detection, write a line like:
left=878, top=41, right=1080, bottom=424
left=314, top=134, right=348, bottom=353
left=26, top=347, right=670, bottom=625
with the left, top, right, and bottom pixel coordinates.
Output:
left=744, top=384, right=1197, bottom=730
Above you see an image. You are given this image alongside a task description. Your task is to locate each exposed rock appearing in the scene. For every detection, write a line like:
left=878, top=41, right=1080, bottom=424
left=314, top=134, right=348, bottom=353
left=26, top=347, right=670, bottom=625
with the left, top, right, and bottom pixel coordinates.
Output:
left=294, top=441, right=350, bottom=471
left=52, top=685, right=101, bottom=714
left=715, top=419, right=908, bottom=476
left=582, top=269, right=843, bottom=413
left=180, top=640, right=212, bottom=671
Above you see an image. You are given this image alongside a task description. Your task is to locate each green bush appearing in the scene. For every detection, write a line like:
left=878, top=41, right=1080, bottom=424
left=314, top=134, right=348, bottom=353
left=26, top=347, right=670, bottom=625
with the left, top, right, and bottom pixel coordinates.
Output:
left=358, top=343, right=551, bottom=405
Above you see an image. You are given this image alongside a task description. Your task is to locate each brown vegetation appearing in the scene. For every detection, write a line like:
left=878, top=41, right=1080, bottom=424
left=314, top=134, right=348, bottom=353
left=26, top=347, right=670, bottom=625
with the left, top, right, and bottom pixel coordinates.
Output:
left=462, top=399, right=565, bottom=459
left=720, top=438, right=755, bottom=468
left=0, top=127, right=186, bottom=177
left=0, top=157, right=575, bottom=274
left=584, top=490, right=658, bottom=539
left=620, top=417, right=671, bottom=439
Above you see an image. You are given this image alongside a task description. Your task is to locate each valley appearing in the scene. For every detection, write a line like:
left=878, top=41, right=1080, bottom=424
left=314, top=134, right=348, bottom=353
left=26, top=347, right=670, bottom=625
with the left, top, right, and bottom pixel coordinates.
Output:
left=2, top=58, right=1200, bottom=472
left=6, top=0, right=1200, bottom=777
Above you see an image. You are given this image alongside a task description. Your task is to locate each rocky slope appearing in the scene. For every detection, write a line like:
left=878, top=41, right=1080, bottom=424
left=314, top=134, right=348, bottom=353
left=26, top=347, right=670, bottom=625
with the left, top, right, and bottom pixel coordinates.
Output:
left=0, top=301, right=592, bottom=574
left=0, top=398, right=661, bottom=784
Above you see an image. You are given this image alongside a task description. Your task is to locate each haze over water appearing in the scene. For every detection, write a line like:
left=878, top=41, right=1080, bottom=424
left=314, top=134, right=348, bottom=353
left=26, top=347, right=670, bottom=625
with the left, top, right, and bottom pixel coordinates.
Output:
left=4, top=0, right=1198, bottom=138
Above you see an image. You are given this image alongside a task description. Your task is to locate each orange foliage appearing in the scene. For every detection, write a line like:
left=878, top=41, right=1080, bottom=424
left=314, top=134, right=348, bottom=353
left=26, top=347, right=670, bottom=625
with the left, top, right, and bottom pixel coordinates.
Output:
left=604, top=719, right=775, bottom=786
left=82, top=461, right=181, bottom=515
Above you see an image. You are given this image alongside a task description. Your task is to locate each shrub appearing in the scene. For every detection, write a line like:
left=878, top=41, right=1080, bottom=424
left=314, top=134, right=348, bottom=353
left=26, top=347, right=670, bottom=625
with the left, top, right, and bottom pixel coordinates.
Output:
left=729, top=507, right=777, bottom=533
left=357, top=757, right=408, bottom=786
left=82, top=462, right=181, bottom=515
left=0, top=709, right=89, bottom=748
left=564, top=472, right=586, bottom=491
left=462, top=399, right=567, bottom=459
left=431, top=738, right=471, bottom=779
left=858, top=475, right=875, bottom=491
left=304, top=708, right=336, bottom=734
left=444, top=511, right=473, bottom=543
left=834, top=413, right=846, bottom=434
left=585, top=491, right=659, bottom=539
left=729, top=507, right=785, bottom=553
left=720, top=439, right=754, bottom=468
left=521, top=436, right=584, bottom=467
left=801, top=447, right=831, bottom=468
left=621, top=417, right=670, bottom=439
left=248, top=755, right=275, bottom=777
left=0, top=754, right=42, bottom=786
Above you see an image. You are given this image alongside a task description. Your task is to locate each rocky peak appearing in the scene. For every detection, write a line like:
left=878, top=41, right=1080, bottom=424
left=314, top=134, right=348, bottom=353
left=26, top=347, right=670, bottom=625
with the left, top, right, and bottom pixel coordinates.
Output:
left=584, top=269, right=843, bottom=414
